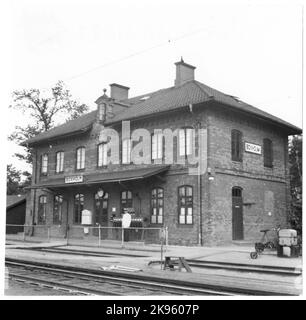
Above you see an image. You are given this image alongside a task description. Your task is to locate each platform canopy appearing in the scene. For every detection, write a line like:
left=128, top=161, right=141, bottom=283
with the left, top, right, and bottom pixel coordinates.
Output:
left=28, top=165, right=170, bottom=190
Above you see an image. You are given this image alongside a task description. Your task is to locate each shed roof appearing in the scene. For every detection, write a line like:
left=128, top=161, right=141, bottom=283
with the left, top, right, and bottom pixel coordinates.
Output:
left=6, top=195, right=26, bottom=210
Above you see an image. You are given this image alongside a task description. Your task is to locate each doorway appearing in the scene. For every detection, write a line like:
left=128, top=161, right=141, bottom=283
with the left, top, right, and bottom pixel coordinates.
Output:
left=94, top=189, right=109, bottom=239
left=232, top=187, right=243, bottom=240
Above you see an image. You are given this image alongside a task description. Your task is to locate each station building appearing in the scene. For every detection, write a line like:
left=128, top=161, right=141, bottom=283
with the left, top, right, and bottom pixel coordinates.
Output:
left=24, top=59, right=301, bottom=246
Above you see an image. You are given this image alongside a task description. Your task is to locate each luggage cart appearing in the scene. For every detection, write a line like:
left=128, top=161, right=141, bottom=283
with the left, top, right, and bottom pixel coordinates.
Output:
left=250, top=227, right=280, bottom=259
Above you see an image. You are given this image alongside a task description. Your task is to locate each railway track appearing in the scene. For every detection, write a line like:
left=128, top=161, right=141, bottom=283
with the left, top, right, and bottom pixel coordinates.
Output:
left=5, top=257, right=297, bottom=296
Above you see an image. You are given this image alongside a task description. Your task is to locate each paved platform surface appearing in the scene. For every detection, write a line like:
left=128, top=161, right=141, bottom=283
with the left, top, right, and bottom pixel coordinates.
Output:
left=6, top=239, right=302, bottom=269
left=5, top=240, right=303, bottom=296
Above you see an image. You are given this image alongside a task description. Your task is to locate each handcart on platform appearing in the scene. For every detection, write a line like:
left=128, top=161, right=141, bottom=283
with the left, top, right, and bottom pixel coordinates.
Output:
left=250, top=227, right=280, bottom=259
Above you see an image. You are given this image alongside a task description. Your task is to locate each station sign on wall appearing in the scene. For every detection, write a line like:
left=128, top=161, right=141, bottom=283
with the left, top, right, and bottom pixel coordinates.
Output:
left=244, top=142, right=262, bottom=155
left=65, top=175, right=84, bottom=184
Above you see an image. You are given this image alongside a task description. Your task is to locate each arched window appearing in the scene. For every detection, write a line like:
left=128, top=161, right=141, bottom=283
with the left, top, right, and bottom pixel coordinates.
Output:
left=76, top=147, right=85, bottom=170
left=232, top=187, right=242, bottom=198
left=55, top=151, right=64, bottom=173
left=38, top=195, right=47, bottom=224
left=263, top=138, right=273, bottom=168
left=121, top=191, right=132, bottom=214
left=41, top=154, right=48, bottom=174
left=178, top=186, right=193, bottom=224
left=151, top=188, right=164, bottom=224
left=231, top=130, right=242, bottom=162
left=74, top=194, right=84, bottom=224
left=53, top=195, right=63, bottom=224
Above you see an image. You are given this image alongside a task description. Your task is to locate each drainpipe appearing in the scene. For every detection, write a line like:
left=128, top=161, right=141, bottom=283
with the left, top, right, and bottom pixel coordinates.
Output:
left=30, top=148, right=38, bottom=236
left=196, top=121, right=203, bottom=246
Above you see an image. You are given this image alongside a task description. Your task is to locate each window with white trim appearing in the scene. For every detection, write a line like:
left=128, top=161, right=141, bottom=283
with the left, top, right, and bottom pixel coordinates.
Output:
left=178, top=186, right=193, bottom=224
left=53, top=195, right=63, bottom=224
left=76, top=147, right=85, bottom=170
left=151, top=188, right=164, bottom=224
left=74, top=193, right=84, bottom=224
left=121, top=190, right=132, bottom=214
left=179, top=128, right=193, bottom=156
left=98, top=143, right=108, bottom=167
left=55, top=151, right=64, bottom=173
left=152, top=132, right=163, bottom=160
left=41, top=154, right=48, bottom=174
left=38, top=195, right=47, bottom=224
left=122, top=139, right=131, bottom=164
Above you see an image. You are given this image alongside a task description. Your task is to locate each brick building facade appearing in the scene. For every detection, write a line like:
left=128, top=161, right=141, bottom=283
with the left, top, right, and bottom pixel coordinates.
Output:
left=24, top=59, right=301, bottom=246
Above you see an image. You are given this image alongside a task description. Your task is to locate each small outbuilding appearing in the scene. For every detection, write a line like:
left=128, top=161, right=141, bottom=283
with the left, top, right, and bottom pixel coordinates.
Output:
left=6, top=195, right=26, bottom=234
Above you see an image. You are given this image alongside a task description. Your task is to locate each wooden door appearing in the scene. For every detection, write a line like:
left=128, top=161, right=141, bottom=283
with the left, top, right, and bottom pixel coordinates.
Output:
left=94, top=191, right=109, bottom=239
left=232, top=187, right=243, bottom=240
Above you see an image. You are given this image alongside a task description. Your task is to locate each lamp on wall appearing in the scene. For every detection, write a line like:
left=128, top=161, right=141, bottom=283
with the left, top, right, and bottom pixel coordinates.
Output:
left=207, top=167, right=214, bottom=181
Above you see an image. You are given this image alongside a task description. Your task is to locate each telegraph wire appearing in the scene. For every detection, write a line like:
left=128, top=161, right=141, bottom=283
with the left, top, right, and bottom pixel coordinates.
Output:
left=63, top=26, right=209, bottom=83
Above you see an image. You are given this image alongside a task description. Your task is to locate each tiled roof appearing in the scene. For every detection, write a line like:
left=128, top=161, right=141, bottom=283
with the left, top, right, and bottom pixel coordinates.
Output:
left=25, top=80, right=301, bottom=145
left=7, top=195, right=26, bottom=209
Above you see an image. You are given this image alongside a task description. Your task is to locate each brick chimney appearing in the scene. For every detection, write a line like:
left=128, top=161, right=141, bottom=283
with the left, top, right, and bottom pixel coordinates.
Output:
left=110, top=83, right=129, bottom=101
left=174, top=58, right=196, bottom=87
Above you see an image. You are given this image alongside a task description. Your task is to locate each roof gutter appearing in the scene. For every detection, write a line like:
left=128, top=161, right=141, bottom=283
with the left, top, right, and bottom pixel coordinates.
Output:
left=22, top=125, right=93, bottom=147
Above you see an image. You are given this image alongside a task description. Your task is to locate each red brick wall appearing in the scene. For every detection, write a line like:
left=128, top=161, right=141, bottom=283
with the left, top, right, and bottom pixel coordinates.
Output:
left=26, top=104, right=290, bottom=246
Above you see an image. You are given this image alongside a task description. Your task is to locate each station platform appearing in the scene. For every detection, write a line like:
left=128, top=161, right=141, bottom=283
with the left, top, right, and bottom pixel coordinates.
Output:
left=6, top=238, right=302, bottom=270
left=5, top=239, right=303, bottom=296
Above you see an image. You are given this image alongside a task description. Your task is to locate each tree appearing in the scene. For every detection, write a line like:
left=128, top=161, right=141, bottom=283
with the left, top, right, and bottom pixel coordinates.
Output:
left=288, top=135, right=302, bottom=234
left=7, top=164, right=22, bottom=195
left=9, top=81, right=89, bottom=164
left=7, top=164, right=32, bottom=195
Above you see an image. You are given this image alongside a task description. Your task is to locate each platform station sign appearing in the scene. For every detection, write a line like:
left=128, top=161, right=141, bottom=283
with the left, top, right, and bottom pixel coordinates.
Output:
left=245, top=142, right=262, bottom=155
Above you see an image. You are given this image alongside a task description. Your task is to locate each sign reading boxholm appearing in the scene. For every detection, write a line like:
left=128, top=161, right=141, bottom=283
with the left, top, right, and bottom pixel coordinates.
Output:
left=65, top=175, right=84, bottom=184
left=245, top=142, right=262, bottom=155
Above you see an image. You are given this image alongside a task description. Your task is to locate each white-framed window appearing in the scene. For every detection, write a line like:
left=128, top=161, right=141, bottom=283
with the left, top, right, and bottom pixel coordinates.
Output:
left=151, top=188, right=164, bottom=224
left=76, top=147, right=85, bottom=170
left=38, top=195, right=47, bottom=224
left=152, top=132, right=163, bottom=160
left=179, top=128, right=193, bottom=156
left=98, top=143, right=108, bottom=167
left=178, top=185, right=193, bottom=224
left=55, top=151, right=64, bottom=173
left=53, top=195, right=63, bottom=225
left=41, top=153, right=48, bottom=174
left=122, top=139, right=131, bottom=164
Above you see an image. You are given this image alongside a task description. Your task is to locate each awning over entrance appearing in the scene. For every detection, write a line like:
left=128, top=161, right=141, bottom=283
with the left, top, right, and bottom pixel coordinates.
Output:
left=28, top=165, right=170, bottom=190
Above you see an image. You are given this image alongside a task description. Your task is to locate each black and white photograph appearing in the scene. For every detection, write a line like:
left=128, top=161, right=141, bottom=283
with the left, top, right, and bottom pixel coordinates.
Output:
left=1, top=0, right=303, bottom=303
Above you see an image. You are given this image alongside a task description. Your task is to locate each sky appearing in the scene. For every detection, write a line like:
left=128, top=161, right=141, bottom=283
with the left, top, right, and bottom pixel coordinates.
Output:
left=4, top=0, right=304, bottom=173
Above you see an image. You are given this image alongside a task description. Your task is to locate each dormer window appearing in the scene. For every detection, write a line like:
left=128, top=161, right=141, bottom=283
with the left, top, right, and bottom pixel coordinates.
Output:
left=98, top=103, right=106, bottom=122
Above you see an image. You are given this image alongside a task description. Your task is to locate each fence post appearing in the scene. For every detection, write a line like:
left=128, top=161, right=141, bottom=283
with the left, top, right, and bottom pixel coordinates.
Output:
left=160, top=228, right=164, bottom=270
left=98, top=224, right=101, bottom=247
left=66, top=224, right=69, bottom=246
left=23, top=224, right=26, bottom=242
left=165, top=226, right=168, bottom=251
left=121, top=228, right=124, bottom=248
left=47, top=226, right=50, bottom=242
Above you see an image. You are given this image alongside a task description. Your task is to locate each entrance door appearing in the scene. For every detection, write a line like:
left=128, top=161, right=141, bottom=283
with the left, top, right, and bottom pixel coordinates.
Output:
left=94, top=190, right=109, bottom=239
left=232, top=187, right=243, bottom=240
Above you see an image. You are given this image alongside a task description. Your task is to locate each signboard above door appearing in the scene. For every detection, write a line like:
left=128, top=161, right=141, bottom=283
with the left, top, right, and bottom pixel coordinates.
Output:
left=245, top=142, right=262, bottom=155
left=65, top=175, right=84, bottom=184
